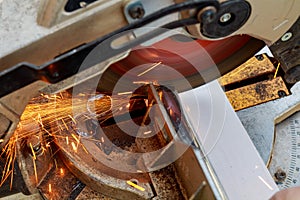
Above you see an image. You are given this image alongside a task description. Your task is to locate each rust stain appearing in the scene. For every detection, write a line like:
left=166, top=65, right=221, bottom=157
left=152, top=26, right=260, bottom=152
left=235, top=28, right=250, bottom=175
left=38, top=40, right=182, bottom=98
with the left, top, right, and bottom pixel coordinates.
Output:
left=219, top=54, right=275, bottom=86
left=225, top=77, right=289, bottom=111
left=219, top=54, right=289, bottom=111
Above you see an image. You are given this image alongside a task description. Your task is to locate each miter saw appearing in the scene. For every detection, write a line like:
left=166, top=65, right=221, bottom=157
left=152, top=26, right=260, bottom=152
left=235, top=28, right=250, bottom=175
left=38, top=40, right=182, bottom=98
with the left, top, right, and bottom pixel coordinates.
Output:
left=0, top=0, right=299, bottom=199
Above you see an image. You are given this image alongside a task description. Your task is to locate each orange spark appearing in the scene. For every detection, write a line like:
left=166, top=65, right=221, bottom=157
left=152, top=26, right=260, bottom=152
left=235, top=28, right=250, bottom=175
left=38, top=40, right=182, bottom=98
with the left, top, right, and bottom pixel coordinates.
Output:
left=137, top=62, right=161, bottom=77
left=32, top=157, right=38, bottom=184
left=29, top=143, right=36, bottom=160
left=158, top=91, right=163, bottom=101
left=48, top=184, right=52, bottom=193
left=68, top=115, right=76, bottom=124
left=0, top=91, right=130, bottom=188
left=169, top=108, right=173, bottom=116
left=71, top=134, right=80, bottom=144
left=61, top=119, right=69, bottom=130
left=60, top=168, right=64, bottom=175
left=71, top=142, right=77, bottom=152
left=80, top=144, right=89, bottom=154
left=46, top=142, right=51, bottom=148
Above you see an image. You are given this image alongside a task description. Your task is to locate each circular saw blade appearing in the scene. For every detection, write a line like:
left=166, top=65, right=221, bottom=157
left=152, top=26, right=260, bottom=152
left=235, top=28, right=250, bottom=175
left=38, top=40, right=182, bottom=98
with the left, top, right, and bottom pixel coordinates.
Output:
left=97, top=35, right=265, bottom=93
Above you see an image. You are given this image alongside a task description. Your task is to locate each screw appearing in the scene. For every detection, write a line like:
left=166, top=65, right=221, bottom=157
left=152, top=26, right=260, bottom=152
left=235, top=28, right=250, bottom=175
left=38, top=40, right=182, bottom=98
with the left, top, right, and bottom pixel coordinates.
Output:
left=274, top=169, right=286, bottom=182
left=278, top=90, right=287, bottom=98
left=220, top=13, right=232, bottom=23
left=128, top=4, right=145, bottom=19
left=255, top=54, right=264, bottom=61
left=281, top=32, right=292, bottom=42
left=198, top=7, right=217, bottom=24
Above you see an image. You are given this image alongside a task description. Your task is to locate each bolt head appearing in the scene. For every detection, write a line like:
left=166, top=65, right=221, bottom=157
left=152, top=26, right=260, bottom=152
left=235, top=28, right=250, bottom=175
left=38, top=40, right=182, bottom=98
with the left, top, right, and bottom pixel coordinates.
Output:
left=255, top=54, right=264, bottom=61
left=220, top=13, right=232, bottom=23
left=277, top=90, right=287, bottom=98
left=274, top=169, right=286, bottom=182
left=281, top=32, right=293, bottom=42
left=129, top=4, right=145, bottom=19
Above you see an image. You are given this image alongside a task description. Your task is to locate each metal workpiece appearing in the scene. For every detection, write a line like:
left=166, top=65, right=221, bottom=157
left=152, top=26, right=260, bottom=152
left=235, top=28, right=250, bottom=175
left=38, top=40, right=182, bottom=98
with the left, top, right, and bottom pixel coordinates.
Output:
left=237, top=82, right=300, bottom=165
left=180, top=81, right=278, bottom=200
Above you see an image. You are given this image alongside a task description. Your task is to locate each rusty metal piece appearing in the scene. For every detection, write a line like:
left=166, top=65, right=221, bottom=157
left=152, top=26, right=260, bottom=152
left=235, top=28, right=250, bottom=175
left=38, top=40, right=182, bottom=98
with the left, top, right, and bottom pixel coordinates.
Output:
left=56, top=118, right=154, bottom=199
left=12, top=95, right=55, bottom=194
left=219, top=54, right=275, bottom=86
left=174, top=147, right=215, bottom=200
left=149, top=165, right=186, bottom=199
left=219, top=54, right=290, bottom=111
left=16, top=132, right=54, bottom=194
left=37, top=159, right=84, bottom=200
left=225, top=77, right=289, bottom=111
